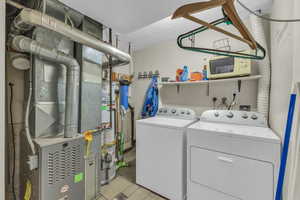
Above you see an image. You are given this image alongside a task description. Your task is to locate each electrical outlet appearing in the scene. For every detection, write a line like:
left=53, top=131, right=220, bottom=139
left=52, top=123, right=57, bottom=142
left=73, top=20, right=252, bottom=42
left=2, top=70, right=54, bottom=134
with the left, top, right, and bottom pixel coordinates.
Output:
left=221, top=97, right=227, bottom=104
left=240, top=105, right=251, bottom=111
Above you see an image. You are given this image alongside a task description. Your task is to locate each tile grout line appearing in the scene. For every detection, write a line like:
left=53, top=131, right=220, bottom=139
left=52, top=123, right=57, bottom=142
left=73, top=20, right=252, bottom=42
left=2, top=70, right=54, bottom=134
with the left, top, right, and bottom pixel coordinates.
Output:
left=122, top=183, right=139, bottom=198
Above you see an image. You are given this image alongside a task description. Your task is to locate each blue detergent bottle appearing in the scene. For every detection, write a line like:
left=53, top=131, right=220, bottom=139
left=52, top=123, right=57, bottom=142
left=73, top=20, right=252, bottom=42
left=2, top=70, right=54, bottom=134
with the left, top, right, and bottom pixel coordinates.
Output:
left=203, top=65, right=208, bottom=80
left=180, top=66, right=189, bottom=82
left=120, top=80, right=130, bottom=110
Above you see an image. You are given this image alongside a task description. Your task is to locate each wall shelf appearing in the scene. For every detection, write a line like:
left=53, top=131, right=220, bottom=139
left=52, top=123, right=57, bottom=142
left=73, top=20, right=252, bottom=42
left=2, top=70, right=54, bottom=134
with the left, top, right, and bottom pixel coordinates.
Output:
left=159, top=75, right=262, bottom=86
left=158, top=75, right=262, bottom=95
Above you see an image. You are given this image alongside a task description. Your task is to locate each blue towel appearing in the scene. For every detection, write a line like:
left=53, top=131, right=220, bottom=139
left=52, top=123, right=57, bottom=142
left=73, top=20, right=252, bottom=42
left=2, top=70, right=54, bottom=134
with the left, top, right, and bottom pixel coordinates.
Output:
left=141, top=76, right=159, bottom=118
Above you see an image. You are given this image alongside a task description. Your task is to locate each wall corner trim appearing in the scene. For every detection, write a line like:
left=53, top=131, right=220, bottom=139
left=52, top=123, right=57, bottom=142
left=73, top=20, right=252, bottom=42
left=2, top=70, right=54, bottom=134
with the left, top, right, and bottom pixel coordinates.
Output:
left=0, top=1, right=6, bottom=199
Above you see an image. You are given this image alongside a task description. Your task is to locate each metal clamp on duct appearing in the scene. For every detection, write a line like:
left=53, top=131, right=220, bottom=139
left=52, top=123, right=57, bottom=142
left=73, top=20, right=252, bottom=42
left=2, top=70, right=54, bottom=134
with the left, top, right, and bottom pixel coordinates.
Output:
left=7, top=0, right=132, bottom=67
left=12, top=35, right=80, bottom=138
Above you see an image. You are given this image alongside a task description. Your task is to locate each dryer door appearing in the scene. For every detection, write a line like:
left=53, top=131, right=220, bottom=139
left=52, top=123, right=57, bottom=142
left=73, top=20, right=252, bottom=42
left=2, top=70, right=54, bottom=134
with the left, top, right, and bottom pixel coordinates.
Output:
left=189, top=147, right=274, bottom=200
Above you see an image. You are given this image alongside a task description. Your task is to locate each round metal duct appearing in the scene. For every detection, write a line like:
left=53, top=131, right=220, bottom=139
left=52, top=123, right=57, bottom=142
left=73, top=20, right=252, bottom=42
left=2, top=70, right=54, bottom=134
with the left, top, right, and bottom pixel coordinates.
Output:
left=10, top=52, right=30, bottom=70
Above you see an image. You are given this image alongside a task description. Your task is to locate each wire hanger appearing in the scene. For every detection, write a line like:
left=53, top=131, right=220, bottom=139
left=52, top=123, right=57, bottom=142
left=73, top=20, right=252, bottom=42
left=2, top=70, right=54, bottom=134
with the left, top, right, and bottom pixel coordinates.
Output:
left=172, top=0, right=266, bottom=60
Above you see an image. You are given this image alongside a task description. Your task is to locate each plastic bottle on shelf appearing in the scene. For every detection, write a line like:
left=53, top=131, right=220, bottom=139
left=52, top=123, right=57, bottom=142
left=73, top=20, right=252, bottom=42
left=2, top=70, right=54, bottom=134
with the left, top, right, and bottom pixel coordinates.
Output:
left=203, top=65, right=208, bottom=80
left=180, top=66, right=189, bottom=82
left=176, top=68, right=183, bottom=82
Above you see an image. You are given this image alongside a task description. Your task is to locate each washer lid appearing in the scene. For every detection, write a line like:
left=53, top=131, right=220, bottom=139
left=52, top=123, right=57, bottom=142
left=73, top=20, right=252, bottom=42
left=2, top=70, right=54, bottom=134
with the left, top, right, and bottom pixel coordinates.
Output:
left=188, top=121, right=280, bottom=144
left=137, top=116, right=199, bottom=129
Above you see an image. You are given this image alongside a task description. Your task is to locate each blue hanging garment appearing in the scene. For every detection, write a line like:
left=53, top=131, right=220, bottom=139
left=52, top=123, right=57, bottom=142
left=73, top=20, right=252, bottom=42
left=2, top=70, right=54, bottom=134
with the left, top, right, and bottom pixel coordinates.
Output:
left=141, top=76, right=159, bottom=118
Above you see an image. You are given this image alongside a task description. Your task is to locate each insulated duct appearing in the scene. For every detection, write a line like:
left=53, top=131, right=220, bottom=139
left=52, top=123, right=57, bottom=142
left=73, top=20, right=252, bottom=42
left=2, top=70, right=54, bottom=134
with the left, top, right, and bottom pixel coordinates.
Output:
left=12, top=35, right=80, bottom=138
left=10, top=5, right=132, bottom=67
left=250, top=14, right=271, bottom=121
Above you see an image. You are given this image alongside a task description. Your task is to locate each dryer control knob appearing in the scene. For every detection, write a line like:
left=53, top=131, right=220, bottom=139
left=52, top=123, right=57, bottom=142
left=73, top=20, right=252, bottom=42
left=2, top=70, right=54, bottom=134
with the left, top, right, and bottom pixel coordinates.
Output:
left=171, top=109, right=177, bottom=114
left=163, top=109, right=168, bottom=113
left=227, top=112, right=234, bottom=118
left=251, top=114, right=258, bottom=120
left=214, top=112, right=220, bottom=117
left=186, top=111, right=191, bottom=115
left=242, top=113, right=248, bottom=119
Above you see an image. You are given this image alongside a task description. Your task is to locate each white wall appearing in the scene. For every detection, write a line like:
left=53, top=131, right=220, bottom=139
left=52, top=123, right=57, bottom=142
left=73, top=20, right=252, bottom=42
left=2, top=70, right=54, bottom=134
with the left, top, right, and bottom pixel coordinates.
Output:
left=0, top=2, right=5, bottom=200
left=292, top=1, right=300, bottom=81
left=270, top=0, right=295, bottom=137
left=292, top=0, right=300, bottom=195
left=268, top=0, right=300, bottom=199
left=132, top=18, right=264, bottom=119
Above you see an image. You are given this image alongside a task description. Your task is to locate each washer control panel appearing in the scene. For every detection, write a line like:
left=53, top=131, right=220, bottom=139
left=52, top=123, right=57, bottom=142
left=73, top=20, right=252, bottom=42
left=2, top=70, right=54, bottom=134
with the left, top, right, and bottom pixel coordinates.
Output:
left=200, top=110, right=267, bottom=127
left=157, top=106, right=197, bottom=120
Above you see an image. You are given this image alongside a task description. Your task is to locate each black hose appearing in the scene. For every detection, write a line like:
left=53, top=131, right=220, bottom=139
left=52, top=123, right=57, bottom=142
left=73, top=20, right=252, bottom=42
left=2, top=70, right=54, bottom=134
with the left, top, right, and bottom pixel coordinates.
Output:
left=124, top=104, right=135, bottom=153
left=9, top=82, right=16, bottom=200
left=128, top=104, right=135, bottom=146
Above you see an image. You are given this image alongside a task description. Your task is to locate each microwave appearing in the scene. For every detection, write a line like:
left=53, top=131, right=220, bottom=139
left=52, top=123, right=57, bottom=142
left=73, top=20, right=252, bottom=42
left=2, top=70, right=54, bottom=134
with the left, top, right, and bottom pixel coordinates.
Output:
left=207, top=55, right=251, bottom=79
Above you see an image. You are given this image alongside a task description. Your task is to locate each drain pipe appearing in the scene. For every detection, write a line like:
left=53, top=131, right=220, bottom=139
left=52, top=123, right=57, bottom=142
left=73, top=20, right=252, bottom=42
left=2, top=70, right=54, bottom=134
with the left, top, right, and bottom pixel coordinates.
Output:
left=7, top=0, right=132, bottom=67
left=250, top=14, right=271, bottom=122
left=12, top=35, right=80, bottom=138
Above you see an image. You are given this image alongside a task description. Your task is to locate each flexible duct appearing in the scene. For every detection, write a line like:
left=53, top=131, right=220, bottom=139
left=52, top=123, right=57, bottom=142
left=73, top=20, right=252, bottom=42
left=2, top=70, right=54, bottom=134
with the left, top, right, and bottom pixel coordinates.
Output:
left=11, top=6, right=131, bottom=67
left=24, top=66, right=35, bottom=154
left=12, top=35, right=80, bottom=138
left=250, top=14, right=271, bottom=121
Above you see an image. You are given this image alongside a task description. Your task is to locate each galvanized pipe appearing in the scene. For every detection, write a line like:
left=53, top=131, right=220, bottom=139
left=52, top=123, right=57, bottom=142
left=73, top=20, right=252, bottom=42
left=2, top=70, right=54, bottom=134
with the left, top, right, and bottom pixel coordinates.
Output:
left=12, top=7, right=131, bottom=66
left=12, top=35, right=79, bottom=138
left=6, top=0, right=25, bottom=9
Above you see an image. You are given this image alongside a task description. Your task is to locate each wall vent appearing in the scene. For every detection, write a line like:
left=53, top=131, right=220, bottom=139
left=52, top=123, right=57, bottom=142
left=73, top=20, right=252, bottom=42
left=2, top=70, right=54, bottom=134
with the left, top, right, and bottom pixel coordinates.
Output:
left=47, top=144, right=81, bottom=185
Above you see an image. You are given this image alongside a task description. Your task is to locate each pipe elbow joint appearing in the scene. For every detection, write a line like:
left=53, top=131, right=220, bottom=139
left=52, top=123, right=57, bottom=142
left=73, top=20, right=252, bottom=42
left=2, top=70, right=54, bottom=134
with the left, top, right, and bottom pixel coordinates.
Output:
left=11, top=35, right=26, bottom=52
left=68, top=59, right=80, bottom=71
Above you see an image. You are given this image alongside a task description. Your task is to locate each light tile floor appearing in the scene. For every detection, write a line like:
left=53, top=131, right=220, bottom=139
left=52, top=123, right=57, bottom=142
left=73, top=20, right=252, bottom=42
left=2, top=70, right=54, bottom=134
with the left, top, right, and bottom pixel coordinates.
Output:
left=98, top=176, right=165, bottom=200
left=97, top=148, right=166, bottom=200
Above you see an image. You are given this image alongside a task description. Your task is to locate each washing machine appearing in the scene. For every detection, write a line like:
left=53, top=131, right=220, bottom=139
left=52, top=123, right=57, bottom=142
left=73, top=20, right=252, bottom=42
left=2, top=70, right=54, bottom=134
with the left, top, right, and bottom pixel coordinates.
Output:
left=136, top=106, right=199, bottom=200
left=187, top=110, right=281, bottom=200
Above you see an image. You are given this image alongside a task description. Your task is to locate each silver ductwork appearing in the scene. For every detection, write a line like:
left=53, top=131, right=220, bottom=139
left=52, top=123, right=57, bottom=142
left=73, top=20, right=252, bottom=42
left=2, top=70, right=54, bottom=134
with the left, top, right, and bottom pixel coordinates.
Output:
left=8, top=0, right=133, bottom=138
left=12, top=35, right=79, bottom=138
left=12, top=7, right=132, bottom=67
left=42, top=0, right=84, bottom=27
